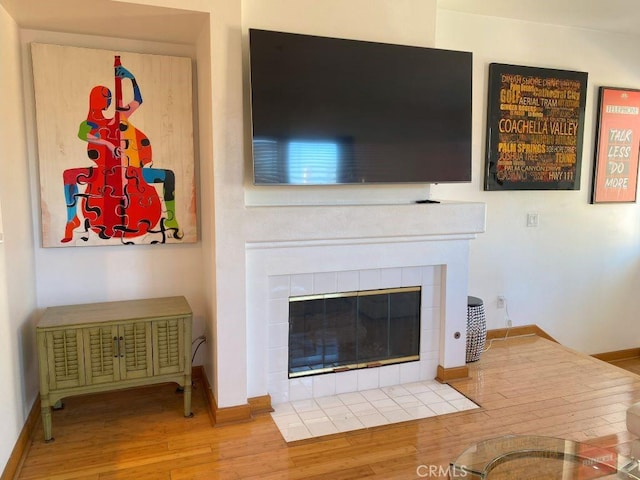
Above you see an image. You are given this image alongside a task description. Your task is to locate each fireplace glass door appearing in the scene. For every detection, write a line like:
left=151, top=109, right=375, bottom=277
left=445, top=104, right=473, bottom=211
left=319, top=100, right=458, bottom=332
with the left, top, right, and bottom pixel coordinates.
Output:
left=288, top=287, right=421, bottom=377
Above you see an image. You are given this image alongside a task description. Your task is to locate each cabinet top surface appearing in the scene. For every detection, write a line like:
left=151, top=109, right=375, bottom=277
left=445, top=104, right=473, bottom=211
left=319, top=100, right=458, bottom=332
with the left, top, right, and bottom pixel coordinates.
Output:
left=37, top=296, right=192, bottom=329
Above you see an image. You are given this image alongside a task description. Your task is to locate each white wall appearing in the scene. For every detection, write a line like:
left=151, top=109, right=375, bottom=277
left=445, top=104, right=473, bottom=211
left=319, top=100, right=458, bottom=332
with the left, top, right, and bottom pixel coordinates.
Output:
left=242, top=0, right=438, bottom=206
left=0, top=3, right=38, bottom=472
left=0, top=1, right=217, bottom=470
left=240, top=1, right=640, bottom=359
left=18, top=28, right=210, bottom=349
left=433, top=10, right=640, bottom=353
left=4, top=3, right=640, bottom=472
left=205, top=0, right=247, bottom=409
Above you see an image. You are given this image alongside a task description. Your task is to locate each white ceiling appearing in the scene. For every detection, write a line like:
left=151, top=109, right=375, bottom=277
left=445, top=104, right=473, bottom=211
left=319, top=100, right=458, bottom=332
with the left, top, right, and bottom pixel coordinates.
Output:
left=2, top=0, right=640, bottom=44
left=438, top=0, right=640, bottom=37
left=0, top=0, right=208, bottom=44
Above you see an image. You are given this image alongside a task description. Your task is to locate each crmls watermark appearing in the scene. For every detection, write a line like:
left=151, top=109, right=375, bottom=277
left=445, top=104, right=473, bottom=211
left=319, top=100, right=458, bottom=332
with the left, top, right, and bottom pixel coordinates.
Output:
left=416, top=464, right=468, bottom=478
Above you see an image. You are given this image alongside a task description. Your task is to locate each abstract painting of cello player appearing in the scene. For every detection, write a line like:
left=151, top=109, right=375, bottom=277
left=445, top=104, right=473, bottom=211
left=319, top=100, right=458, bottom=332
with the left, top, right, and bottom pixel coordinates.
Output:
left=32, top=44, right=197, bottom=247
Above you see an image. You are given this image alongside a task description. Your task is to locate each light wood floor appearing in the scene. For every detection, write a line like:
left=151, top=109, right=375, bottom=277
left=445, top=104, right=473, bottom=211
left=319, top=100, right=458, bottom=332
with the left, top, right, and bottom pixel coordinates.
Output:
left=611, top=357, right=640, bottom=377
left=14, top=335, right=640, bottom=479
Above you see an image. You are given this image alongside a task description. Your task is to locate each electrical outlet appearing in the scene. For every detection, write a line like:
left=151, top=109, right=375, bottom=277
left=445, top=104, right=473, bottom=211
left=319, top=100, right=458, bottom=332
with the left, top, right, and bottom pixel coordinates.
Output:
left=497, top=296, right=505, bottom=309
left=507, top=319, right=512, bottom=328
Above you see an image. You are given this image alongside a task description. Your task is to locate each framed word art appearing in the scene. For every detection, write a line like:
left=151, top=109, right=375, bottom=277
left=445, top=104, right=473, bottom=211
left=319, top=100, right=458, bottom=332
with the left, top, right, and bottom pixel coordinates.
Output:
left=484, top=63, right=588, bottom=191
left=591, top=87, right=640, bottom=203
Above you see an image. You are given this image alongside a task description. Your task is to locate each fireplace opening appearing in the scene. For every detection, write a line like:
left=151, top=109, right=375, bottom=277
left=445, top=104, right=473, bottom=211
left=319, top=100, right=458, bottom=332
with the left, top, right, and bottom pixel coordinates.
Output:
left=288, top=287, right=421, bottom=378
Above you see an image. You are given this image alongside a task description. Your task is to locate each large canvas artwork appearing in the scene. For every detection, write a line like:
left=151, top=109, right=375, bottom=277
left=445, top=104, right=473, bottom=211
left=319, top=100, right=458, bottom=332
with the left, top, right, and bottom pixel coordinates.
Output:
left=32, top=44, right=197, bottom=247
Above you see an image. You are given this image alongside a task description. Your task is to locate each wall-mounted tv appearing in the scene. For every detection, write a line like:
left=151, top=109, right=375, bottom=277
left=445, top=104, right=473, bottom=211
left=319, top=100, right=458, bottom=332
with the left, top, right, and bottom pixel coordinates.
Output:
left=248, top=29, right=472, bottom=185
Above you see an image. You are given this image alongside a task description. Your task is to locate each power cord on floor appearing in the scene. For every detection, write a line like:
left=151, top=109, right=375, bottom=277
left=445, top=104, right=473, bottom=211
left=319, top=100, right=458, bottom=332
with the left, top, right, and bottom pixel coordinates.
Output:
left=483, top=298, right=513, bottom=353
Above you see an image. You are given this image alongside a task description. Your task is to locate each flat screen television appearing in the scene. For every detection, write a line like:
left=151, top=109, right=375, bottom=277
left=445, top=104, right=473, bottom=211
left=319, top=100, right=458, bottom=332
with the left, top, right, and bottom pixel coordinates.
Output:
left=248, top=29, right=472, bottom=185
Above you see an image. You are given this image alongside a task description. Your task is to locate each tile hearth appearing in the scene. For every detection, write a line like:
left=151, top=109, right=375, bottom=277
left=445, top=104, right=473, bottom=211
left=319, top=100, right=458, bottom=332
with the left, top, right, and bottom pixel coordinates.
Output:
left=270, top=379, right=479, bottom=442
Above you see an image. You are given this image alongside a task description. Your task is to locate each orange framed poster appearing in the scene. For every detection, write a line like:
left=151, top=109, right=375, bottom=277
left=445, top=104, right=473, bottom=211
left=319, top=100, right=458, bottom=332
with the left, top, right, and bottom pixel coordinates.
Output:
left=591, top=87, right=640, bottom=203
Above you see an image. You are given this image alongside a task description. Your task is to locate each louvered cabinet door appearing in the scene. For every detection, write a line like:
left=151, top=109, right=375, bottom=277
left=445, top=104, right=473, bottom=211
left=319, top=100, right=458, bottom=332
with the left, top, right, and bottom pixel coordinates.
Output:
left=84, top=325, right=119, bottom=385
left=120, top=322, right=153, bottom=380
left=152, top=318, right=185, bottom=375
left=45, top=329, right=85, bottom=390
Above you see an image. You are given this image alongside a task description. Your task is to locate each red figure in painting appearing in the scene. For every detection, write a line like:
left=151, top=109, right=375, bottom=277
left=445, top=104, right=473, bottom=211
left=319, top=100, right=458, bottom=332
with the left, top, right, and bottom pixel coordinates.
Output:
left=61, top=56, right=181, bottom=244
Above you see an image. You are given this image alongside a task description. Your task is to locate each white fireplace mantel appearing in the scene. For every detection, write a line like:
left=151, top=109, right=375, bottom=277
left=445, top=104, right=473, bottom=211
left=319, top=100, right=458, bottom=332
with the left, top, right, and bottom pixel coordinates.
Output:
left=244, top=201, right=486, bottom=244
left=243, top=201, right=486, bottom=403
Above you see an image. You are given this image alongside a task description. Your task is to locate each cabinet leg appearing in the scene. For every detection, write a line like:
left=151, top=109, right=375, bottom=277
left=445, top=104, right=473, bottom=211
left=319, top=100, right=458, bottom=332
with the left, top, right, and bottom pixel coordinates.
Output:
left=183, top=378, right=193, bottom=418
left=41, top=404, right=54, bottom=442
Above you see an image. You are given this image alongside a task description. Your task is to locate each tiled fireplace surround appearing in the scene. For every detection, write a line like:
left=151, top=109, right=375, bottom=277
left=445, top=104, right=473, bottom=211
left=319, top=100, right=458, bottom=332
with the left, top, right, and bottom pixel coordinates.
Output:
left=244, top=202, right=486, bottom=405
left=265, top=266, right=443, bottom=404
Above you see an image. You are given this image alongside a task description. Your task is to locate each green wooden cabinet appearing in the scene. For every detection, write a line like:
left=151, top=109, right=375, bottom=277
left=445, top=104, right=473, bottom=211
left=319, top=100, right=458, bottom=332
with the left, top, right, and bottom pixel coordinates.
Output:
left=83, top=321, right=154, bottom=384
left=37, top=296, right=193, bottom=442
left=44, top=328, right=85, bottom=390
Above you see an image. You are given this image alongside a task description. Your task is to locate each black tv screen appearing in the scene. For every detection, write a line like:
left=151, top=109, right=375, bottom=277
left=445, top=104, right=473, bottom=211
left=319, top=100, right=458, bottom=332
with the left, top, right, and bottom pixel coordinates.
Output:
left=249, top=29, right=472, bottom=185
